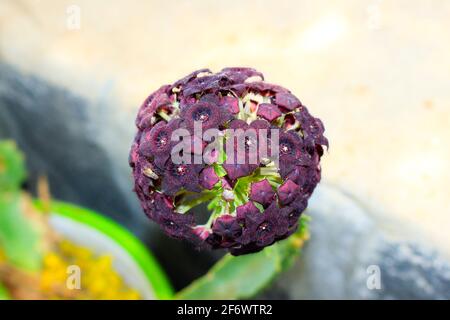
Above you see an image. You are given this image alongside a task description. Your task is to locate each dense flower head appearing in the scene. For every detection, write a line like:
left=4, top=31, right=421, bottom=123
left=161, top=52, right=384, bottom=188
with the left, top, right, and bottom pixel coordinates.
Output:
left=130, top=67, right=328, bottom=255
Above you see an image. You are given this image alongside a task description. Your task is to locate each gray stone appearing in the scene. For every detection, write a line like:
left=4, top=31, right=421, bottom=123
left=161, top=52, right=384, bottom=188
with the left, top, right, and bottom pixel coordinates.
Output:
left=0, top=63, right=141, bottom=230
left=378, top=243, right=450, bottom=299
left=263, top=184, right=450, bottom=299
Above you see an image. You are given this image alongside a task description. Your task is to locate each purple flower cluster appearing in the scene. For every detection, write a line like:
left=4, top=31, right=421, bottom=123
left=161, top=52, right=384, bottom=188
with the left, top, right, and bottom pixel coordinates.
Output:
left=130, top=67, right=328, bottom=255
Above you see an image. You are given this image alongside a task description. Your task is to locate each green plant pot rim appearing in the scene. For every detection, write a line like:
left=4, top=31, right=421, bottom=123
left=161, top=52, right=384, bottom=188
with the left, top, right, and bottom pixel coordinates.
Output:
left=34, top=200, right=173, bottom=299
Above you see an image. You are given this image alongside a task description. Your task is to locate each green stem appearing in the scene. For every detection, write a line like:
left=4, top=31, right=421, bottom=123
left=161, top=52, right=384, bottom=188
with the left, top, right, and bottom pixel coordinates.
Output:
left=158, top=111, right=171, bottom=122
left=176, top=191, right=216, bottom=214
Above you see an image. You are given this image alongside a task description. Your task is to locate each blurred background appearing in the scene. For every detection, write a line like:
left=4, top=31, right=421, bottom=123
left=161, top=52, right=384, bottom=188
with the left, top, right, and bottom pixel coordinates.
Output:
left=1, top=0, right=449, bottom=299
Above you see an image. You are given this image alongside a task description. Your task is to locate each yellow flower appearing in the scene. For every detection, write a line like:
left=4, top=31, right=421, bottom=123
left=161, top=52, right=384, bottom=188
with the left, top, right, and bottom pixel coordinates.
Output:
left=39, top=241, right=141, bottom=300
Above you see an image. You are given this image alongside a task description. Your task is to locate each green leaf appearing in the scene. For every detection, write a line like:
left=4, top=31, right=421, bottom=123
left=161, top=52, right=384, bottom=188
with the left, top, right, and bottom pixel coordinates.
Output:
left=177, top=192, right=216, bottom=214
left=216, top=135, right=227, bottom=165
left=213, top=164, right=227, bottom=178
left=253, top=202, right=264, bottom=213
left=0, top=141, right=26, bottom=192
left=0, top=282, right=10, bottom=300
left=175, top=215, right=310, bottom=299
left=0, top=192, right=43, bottom=272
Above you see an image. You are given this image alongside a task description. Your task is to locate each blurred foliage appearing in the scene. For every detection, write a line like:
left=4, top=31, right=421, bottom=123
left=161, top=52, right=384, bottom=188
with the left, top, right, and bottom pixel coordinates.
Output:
left=0, top=141, right=44, bottom=272
left=0, top=141, right=26, bottom=192
left=0, top=140, right=141, bottom=299
left=0, top=282, right=10, bottom=300
left=176, top=216, right=309, bottom=299
left=0, top=192, right=43, bottom=271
